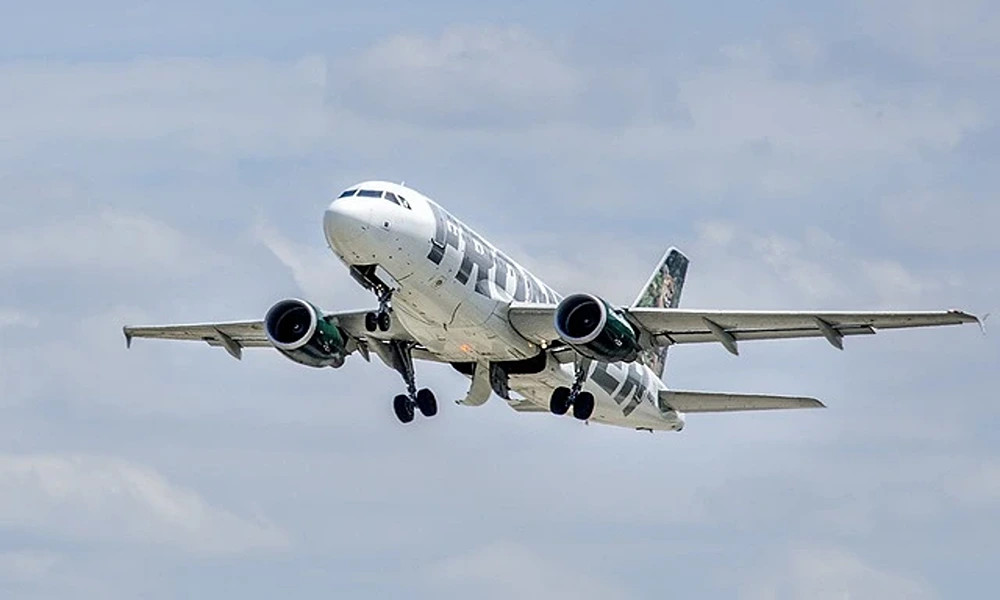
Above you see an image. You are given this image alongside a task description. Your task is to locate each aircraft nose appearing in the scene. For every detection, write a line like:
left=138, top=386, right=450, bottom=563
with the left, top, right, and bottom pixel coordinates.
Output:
left=324, top=198, right=373, bottom=255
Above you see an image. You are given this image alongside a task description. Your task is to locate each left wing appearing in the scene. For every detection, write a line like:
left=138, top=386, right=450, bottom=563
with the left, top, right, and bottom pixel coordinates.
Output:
left=123, top=309, right=421, bottom=360
left=508, top=305, right=980, bottom=356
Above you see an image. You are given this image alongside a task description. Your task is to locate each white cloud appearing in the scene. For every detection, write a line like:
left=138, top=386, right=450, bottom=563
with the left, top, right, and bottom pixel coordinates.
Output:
left=947, top=461, right=1000, bottom=506
left=860, top=259, right=932, bottom=308
left=744, top=546, right=936, bottom=600
left=0, top=56, right=329, bottom=162
left=0, top=453, right=290, bottom=556
left=334, top=26, right=582, bottom=128
left=856, top=0, right=1000, bottom=75
left=326, top=27, right=983, bottom=207
left=881, top=188, right=1000, bottom=252
left=0, top=308, right=38, bottom=328
left=429, top=541, right=629, bottom=600
left=0, top=209, right=216, bottom=274
left=662, top=44, right=981, bottom=193
left=0, top=550, right=58, bottom=584
left=0, top=12, right=996, bottom=600
left=253, top=217, right=354, bottom=309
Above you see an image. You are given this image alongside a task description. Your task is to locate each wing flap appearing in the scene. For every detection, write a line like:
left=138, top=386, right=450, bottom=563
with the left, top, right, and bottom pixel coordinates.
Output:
left=507, top=303, right=560, bottom=345
left=659, top=390, right=825, bottom=413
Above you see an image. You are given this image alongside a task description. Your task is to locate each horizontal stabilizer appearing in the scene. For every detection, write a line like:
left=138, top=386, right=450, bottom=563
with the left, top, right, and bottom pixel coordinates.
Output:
left=659, top=390, right=826, bottom=413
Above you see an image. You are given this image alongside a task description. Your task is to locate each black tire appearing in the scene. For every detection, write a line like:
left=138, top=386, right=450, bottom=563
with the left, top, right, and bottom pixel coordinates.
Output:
left=549, top=387, right=571, bottom=416
left=393, top=394, right=414, bottom=423
left=573, top=391, right=595, bottom=421
left=365, top=312, right=378, bottom=332
left=377, top=311, right=391, bottom=332
left=416, top=388, right=438, bottom=417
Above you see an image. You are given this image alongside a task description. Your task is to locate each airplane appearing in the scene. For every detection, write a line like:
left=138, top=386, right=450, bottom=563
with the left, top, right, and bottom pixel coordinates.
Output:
left=122, top=181, right=982, bottom=432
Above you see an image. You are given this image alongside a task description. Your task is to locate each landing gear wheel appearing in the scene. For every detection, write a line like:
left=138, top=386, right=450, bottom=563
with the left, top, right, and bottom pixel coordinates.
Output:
left=393, top=394, right=415, bottom=423
left=549, top=386, right=571, bottom=416
left=573, top=391, right=595, bottom=421
left=388, top=340, right=438, bottom=423
left=377, top=311, right=391, bottom=332
left=416, top=388, right=438, bottom=417
left=365, top=312, right=378, bottom=332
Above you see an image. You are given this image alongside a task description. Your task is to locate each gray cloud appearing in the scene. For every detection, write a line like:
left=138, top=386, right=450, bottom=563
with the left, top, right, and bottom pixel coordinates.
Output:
left=0, top=453, right=290, bottom=556
left=1, top=7, right=998, bottom=599
left=742, top=546, right=936, bottom=600
left=428, top=541, right=630, bottom=600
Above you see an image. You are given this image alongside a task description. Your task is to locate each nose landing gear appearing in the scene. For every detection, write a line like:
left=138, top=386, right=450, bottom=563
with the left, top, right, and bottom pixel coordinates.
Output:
left=364, top=294, right=393, bottom=333
left=350, top=264, right=394, bottom=333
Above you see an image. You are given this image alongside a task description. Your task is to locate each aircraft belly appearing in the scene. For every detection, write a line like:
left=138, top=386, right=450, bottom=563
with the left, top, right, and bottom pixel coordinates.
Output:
left=393, top=272, right=538, bottom=362
left=508, top=359, right=680, bottom=431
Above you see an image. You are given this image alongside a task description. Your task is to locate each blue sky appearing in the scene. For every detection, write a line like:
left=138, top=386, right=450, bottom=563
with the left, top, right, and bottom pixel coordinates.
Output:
left=1, top=1, right=998, bottom=598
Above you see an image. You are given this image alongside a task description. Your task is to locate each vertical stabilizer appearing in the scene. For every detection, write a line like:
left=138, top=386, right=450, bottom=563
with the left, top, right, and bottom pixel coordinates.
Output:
left=632, top=247, right=689, bottom=378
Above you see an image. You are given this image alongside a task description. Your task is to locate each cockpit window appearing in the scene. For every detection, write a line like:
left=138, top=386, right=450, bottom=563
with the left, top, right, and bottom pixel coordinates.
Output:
left=348, top=188, right=412, bottom=209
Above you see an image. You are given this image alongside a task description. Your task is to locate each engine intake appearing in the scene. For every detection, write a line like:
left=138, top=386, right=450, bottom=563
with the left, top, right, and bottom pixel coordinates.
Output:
left=554, top=293, right=641, bottom=363
left=264, top=298, right=348, bottom=368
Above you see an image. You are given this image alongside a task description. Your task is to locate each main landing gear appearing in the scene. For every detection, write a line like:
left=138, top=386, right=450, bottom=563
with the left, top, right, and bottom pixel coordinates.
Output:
left=349, top=265, right=437, bottom=424
left=388, top=340, right=437, bottom=424
left=549, top=360, right=595, bottom=421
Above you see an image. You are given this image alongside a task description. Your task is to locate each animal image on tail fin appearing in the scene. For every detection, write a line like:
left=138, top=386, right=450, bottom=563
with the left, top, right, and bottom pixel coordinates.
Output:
left=633, top=248, right=689, bottom=378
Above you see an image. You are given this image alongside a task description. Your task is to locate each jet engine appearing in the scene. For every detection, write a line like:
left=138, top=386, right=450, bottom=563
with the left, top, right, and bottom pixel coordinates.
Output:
left=264, top=298, right=349, bottom=368
left=553, top=293, right=641, bottom=363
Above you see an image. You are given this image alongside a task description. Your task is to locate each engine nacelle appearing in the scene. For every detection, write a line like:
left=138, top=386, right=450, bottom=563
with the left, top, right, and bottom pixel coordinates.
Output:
left=553, top=293, right=641, bottom=363
left=264, top=298, right=348, bottom=368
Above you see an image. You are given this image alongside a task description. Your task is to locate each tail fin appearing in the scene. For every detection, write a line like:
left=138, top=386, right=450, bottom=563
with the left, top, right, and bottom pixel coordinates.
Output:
left=633, top=247, right=689, bottom=378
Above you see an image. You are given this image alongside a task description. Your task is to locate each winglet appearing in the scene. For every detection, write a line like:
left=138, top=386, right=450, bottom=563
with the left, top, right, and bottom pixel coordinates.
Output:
left=123, top=327, right=133, bottom=349
left=950, top=309, right=988, bottom=336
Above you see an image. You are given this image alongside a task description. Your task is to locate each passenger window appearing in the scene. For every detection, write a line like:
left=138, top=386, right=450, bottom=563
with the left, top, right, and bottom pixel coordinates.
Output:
left=337, top=189, right=358, bottom=198
left=356, top=189, right=382, bottom=198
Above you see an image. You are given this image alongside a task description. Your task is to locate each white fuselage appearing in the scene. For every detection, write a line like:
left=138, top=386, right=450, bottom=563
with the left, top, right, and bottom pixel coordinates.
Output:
left=323, top=181, right=683, bottom=431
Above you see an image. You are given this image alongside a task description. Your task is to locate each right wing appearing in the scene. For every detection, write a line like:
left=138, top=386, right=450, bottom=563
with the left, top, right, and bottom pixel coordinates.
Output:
left=626, top=308, right=980, bottom=352
left=509, top=305, right=980, bottom=356
left=659, top=390, right=825, bottom=413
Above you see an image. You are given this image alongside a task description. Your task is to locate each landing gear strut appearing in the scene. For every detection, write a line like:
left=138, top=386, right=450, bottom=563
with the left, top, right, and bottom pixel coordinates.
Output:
left=350, top=265, right=437, bottom=424
left=388, top=340, right=437, bottom=424
left=351, top=265, right=394, bottom=333
left=549, top=359, right=595, bottom=421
